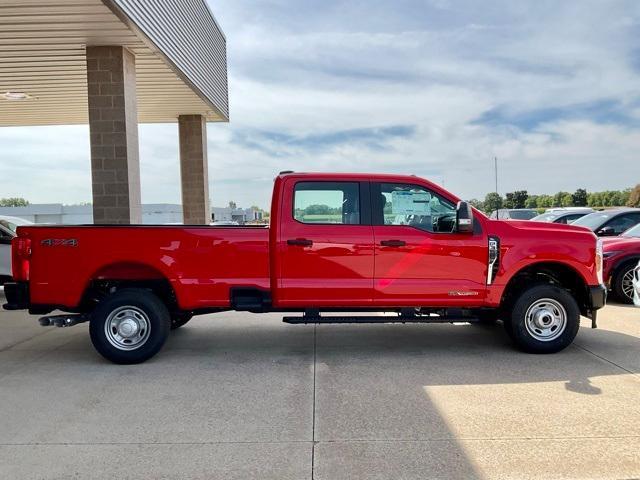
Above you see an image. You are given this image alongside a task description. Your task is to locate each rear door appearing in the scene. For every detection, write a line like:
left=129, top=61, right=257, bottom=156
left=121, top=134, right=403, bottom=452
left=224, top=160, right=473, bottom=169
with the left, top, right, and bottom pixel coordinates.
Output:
left=371, top=182, right=487, bottom=307
left=277, top=179, right=374, bottom=306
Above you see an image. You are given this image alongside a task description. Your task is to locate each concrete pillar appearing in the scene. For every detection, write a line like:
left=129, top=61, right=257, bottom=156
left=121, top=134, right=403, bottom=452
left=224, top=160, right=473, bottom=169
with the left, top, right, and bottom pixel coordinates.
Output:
left=86, top=46, right=141, bottom=224
left=179, top=115, right=210, bottom=225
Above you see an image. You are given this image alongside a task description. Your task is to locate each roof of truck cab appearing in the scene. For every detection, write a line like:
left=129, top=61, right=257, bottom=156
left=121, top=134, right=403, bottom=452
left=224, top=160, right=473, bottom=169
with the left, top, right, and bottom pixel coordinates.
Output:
left=277, top=172, right=430, bottom=182
left=276, top=172, right=461, bottom=202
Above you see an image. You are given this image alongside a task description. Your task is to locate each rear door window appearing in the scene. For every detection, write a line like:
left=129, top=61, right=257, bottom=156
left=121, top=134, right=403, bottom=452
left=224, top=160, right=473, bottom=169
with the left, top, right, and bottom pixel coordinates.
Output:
left=293, top=182, right=360, bottom=225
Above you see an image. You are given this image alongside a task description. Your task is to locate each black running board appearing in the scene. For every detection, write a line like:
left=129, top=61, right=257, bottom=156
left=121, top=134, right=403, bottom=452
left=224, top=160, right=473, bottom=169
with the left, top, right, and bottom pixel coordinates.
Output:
left=283, top=315, right=479, bottom=324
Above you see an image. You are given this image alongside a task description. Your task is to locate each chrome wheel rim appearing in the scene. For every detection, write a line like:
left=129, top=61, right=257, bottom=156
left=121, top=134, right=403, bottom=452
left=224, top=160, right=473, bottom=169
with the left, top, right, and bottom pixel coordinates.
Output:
left=524, top=298, right=567, bottom=342
left=621, top=269, right=634, bottom=300
left=104, top=306, right=151, bottom=351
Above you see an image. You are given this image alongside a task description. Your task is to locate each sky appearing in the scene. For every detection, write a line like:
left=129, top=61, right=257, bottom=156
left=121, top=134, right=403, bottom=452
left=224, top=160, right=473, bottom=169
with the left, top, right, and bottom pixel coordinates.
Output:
left=1, top=0, right=639, bottom=209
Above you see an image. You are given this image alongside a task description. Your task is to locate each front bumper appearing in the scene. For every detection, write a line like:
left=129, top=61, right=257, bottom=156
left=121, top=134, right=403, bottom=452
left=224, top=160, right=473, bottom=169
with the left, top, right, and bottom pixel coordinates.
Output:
left=2, top=282, right=29, bottom=311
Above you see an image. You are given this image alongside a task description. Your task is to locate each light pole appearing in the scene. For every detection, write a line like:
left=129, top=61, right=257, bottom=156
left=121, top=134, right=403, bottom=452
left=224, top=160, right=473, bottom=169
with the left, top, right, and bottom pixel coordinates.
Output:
left=494, top=156, right=498, bottom=194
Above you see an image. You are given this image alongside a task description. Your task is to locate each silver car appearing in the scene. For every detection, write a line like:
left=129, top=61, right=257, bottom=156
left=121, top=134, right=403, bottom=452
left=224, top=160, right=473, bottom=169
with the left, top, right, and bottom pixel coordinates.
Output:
left=0, top=215, right=33, bottom=280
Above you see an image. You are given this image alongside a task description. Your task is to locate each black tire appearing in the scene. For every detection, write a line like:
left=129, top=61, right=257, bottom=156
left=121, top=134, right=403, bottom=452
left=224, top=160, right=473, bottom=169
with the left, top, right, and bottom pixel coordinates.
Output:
left=612, top=261, right=637, bottom=304
left=89, top=289, right=170, bottom=364
left=505, top=284, right=580, bottom=354
left=170, top=313, right=193, bottom=330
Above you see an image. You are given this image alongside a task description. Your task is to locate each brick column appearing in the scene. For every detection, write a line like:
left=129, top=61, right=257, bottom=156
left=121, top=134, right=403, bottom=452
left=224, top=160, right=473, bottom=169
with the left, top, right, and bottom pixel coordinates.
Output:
left=179, top=115, right=210, bottom=225
left=86, top=46, right=142, bottom=224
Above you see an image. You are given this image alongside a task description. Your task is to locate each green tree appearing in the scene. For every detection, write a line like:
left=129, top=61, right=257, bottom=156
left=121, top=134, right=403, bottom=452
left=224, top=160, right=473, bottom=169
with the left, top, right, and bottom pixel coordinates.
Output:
left=0, top=197, right=29, bottom=207
left=536, top=195, right=553, bottom=208
left=525, top=196, right=538, bottom=209
left=588, top=192, right=603, bottom=207
left=511, top=190, right=528, bottom=209
left=553, top=191, right=569, bottom=207
left=561, top=193, right=573, bottom=207
left=468, top=198, right=484, bottom=211
left=483, top=192, right=503, bottom=213
left=304, top=204, right=333, bottom=215
left=572, top=188, right=588, bottom=207
left=627, top=184, right=640, bottom=207
left=503, top=192, right=514, bottom=209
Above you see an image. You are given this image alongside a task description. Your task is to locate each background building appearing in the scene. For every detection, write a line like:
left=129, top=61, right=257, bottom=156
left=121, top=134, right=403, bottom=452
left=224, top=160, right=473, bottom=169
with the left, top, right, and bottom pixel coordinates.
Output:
left=0, top=204, right=264, bottom=225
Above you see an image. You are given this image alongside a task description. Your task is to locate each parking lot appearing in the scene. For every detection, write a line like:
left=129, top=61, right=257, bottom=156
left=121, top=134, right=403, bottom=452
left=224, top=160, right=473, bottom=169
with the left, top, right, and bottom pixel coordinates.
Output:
left=0, top=289, right=638, bottom=480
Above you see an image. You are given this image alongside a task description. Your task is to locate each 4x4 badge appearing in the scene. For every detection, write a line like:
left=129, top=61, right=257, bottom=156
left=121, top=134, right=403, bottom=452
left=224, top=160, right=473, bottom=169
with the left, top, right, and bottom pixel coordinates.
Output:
left=41, top=239, right=78, bottom=247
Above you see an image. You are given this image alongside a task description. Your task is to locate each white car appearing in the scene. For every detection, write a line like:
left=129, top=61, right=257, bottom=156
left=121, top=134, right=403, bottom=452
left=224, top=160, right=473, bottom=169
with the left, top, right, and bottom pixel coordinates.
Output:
left=0, top=215, right=33, bottom=280
left=633, top=260, right=640, bottom=307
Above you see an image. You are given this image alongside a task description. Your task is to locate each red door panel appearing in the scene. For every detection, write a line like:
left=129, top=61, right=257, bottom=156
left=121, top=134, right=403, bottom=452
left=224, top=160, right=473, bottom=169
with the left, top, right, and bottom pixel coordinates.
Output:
left=373, top=226, right=487, bottom=306
left=279, top=225, right=374, bottom=306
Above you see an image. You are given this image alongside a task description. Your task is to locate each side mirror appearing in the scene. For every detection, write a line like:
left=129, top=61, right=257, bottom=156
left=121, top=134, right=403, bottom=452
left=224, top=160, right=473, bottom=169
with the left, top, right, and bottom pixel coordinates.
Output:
left=597, top=226, right=615, bottom=236
left=0, top=235, right=13, bottom=245
left=456, top=201, right=474, bottom=233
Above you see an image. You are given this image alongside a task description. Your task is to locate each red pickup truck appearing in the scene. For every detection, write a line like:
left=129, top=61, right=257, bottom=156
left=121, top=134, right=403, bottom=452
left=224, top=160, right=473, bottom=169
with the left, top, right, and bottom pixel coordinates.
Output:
left=4, top=172, right=606, bottom=364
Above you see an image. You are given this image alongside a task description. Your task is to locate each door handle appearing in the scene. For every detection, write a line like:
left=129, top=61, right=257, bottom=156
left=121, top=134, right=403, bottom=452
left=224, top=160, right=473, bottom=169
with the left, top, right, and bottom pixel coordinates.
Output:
left=287, top=238, right=313, bottom=247
left=380, top=239, right=406, bottom=247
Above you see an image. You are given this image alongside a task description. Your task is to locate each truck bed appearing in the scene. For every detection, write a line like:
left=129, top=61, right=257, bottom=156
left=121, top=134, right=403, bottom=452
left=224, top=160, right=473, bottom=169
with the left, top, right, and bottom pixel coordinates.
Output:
left=21, top=225, right=270, bottom=310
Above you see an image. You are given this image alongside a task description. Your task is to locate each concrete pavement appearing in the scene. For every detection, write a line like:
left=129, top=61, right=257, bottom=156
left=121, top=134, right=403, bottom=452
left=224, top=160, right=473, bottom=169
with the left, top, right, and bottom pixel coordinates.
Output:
left=0, top=290, right=639, bottom=479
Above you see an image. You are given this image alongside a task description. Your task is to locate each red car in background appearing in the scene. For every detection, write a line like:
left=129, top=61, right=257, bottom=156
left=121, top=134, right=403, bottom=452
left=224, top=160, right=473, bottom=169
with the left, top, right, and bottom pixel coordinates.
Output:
left=603, top=223, right=640, bottom=303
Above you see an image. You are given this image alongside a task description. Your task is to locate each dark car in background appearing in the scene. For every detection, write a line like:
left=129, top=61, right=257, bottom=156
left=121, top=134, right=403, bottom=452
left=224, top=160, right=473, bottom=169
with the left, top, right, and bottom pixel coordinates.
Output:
left=489, top=208, right=538, bottom=220
left=572, top=208, right=640, bottom=237
left=602, top=223, right=640, bottom=303
left=531, top=208, right=594, bottom=224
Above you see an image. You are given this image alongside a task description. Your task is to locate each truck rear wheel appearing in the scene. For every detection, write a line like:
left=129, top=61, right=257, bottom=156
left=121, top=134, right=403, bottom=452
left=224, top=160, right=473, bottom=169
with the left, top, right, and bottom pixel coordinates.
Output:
left=89, top=289, right=170, bottom=364
left=505, top=284, right=580, bottom=354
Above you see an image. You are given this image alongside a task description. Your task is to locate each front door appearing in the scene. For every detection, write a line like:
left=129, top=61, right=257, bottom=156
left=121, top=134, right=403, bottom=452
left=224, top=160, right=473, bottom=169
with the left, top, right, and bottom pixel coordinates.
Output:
left=372, top=182, right=487, bottom=307
left=278, top=180, right=374, bottom=307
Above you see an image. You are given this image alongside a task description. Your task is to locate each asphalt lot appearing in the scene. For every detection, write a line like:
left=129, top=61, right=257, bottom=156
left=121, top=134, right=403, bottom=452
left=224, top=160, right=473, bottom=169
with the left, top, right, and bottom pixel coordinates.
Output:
left=0, top=290, right=639, bottom=480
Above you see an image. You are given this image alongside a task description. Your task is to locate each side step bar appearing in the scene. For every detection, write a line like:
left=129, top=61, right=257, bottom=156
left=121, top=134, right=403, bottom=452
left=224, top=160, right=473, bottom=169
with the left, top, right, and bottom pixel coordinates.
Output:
left=283, top=315, right=480, bottom=324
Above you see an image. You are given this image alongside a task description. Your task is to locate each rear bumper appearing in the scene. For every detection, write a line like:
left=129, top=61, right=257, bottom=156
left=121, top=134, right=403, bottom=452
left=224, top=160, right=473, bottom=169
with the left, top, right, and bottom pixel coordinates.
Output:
left=2, top=282, right=29, bottom=311
left=588, top=284, right=607, bottom=310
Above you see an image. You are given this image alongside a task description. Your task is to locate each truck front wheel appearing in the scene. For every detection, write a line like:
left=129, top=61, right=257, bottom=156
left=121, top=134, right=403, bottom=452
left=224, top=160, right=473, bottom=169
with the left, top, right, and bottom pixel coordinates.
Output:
left=505, top=284, right=580, bottom=354
left=89, top=289, right=171, bottom=364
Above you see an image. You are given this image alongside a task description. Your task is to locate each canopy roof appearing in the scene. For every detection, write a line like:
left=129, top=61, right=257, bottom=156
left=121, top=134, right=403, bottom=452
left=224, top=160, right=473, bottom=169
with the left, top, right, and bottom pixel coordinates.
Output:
left=0, top=0, right=228, bottom=126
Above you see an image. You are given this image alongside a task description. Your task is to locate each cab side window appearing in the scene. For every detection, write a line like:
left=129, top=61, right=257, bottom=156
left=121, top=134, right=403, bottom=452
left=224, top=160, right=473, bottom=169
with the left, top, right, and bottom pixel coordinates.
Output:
left=375, top=183, right=456, bottom=233
left=293, top=182, right=360, bottom=225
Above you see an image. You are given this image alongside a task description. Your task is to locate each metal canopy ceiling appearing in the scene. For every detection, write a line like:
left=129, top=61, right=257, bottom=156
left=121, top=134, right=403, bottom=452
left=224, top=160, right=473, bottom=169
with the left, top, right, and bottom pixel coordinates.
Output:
left=0, top=0, right=229, bottom=126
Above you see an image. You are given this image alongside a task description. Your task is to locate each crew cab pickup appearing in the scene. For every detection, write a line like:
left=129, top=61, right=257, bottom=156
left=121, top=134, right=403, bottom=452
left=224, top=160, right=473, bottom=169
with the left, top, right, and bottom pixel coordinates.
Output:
left=3, top=172, right=606, bottom=364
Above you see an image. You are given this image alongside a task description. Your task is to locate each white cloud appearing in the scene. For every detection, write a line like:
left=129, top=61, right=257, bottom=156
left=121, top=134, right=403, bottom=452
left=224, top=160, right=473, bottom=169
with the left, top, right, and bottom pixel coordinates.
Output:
left=1, top=0, right=639, bottom=209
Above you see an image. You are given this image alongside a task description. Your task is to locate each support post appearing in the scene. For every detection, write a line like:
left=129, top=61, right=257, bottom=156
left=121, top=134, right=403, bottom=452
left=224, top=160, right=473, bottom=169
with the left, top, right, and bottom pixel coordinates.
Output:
left=86, top=46, right=142, bottom=224
left=179, top=115, right=210, bottom=225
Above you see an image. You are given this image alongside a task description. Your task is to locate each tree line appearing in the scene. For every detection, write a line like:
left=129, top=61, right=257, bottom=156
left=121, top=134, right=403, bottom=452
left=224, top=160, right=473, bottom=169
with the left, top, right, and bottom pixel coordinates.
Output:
left=0, top=197, right=29, bottom=207
left=470, top=184, right=640, bottom=213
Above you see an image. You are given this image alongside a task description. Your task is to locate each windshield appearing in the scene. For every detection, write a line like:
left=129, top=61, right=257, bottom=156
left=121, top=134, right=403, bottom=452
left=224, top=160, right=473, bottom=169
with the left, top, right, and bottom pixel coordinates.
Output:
left=531, top=213, right=558, bottom=222
left=622, top=223, right=640, bottom=238
left=572, top=212, right=612, bottom=230
left=509, top=210, right=538, bottom=220
left=0, top=217, right=30, bottom=234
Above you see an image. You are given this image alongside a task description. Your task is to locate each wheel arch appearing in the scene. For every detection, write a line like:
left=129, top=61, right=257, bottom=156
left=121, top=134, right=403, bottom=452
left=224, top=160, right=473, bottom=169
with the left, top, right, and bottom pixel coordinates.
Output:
left=500, top=261, right=590, bottom=315
left=609, top=255, right=640, bottom=281
left=79, top=261, right=180, bottom=314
